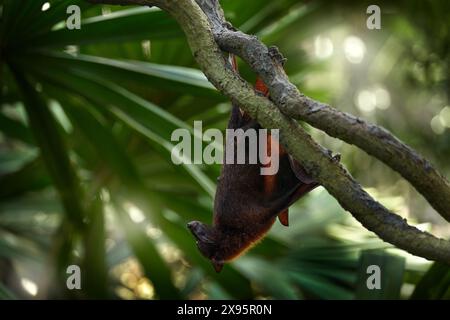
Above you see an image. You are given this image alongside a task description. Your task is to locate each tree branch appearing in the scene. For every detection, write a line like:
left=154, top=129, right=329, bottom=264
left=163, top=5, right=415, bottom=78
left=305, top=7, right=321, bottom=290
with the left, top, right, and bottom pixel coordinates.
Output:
left=193, top=0, right=450, bottom=222
left=86, top=0, right=450, bottom=264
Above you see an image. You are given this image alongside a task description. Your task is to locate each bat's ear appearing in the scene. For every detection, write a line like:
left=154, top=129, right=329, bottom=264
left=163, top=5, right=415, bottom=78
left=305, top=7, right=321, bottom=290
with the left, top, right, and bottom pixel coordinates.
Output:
left=211, top=258, right=224, bottom=273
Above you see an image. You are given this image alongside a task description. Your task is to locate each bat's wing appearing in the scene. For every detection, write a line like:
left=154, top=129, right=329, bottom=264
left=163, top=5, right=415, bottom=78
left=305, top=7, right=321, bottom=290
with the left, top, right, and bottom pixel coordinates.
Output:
left=253, top=76, right=318, bottom=227
left=288, top=155, right=317, bottom=184
left=262, top=137, right=318, bottom=227
left=226, top=54, right=319, bottom=227
left=255, top=77, right=270, bottom=96
left=277, top=209, right=289, bottom=226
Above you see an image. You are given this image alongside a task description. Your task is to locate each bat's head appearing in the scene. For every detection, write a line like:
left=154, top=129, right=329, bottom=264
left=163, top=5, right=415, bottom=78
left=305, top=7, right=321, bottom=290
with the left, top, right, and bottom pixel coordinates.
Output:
left=187, top=221, right=224, bottom=272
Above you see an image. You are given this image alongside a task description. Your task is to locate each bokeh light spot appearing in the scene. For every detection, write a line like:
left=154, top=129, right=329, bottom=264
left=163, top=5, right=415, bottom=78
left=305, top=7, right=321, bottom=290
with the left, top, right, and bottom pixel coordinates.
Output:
left=344, top=36, right=366, bottom=64
left=430, top=115, right=445, bottom=134
left=374, top=87, right=391, bottom=110
left=439, top=106, right=450, bottom=127
left=21, top=278, right=38, bottom=296
left=356, top=90, right=376, bottom=113
left=41, top=2, right=50, bottom=11
left=314, top=35, right=334, bottom=59
left=125, top=203, right=145, bottom=223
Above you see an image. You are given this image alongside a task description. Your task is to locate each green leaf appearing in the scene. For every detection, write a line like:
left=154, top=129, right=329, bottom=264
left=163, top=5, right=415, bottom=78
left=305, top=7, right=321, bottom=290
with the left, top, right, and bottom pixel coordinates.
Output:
left=10, top=64, right=86, bottom=228
left=31, top=7, right=183, bottom=47
left=0, top=157, right=51, bottom=200
left=0, top=282, right=17, bottom=300
left=35, top=51, right=219, bottom=98
left=113, top=203, right=181, bottom=299
left=290, top=272, right=353, bottom=300
left=20, top=60, right=216, bottom=197
left=152, top=213, right=253, bottom=299
left=48, top=89, right=249, bottom=298
left=113, top=109, right=216, bottom=197
left=53, top=92, right=142, bottom=185
left=355, top=250, right=405, bottom=300
left=22, top=1, right=93, bottom=39
left=0, top=229, right=45, bottom=263
left=410, top=262, right=450, bottom=300
left=0, top=111, right=33, bottom=144
left=0, top=0, right=45, bottom=44
left=180, top=268, right=203, bottom=297
left=234, top=256, right=300, bottom=299
left=0, top=147, right=38, bottom=175
left=82, top=195, right=109, bottom=298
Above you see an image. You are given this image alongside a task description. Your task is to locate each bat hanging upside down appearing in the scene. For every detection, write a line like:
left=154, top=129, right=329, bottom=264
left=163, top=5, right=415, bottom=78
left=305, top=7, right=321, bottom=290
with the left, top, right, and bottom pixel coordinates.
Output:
left=188, top=55, right=319, bottom=273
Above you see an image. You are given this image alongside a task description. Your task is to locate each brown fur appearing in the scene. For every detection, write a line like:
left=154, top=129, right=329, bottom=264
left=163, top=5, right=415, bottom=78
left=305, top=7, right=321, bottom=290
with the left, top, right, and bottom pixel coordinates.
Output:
left=187, top=56, right=319, bottom=272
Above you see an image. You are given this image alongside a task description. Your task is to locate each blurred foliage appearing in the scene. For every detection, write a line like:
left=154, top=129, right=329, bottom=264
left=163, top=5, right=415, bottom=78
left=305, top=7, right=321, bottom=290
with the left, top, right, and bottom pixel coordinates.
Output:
left=0, top=0, right=449, bottom=299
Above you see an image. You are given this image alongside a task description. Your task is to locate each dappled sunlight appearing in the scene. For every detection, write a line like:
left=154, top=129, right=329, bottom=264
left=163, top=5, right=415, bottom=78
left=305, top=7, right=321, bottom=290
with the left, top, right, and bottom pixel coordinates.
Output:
left=314, top=35, right=334, bottom=60
left=112, top=259, right=155, bottom=299
left=344, top=36, right=366, bottom=64
left=21, top=278, right=38, bottom=297
left=41, top=2, right=50, bottom=12
left=0, top=0, right=448, bottom=301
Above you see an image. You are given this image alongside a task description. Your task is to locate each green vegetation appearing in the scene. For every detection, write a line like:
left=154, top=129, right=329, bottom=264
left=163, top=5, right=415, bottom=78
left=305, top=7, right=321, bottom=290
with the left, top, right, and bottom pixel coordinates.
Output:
left=0, top=0, right=448, bottom=299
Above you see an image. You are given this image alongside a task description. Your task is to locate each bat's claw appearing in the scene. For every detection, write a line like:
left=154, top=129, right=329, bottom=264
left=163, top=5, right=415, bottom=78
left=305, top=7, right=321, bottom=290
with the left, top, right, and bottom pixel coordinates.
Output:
left=332, top=153, right=341, bottom=163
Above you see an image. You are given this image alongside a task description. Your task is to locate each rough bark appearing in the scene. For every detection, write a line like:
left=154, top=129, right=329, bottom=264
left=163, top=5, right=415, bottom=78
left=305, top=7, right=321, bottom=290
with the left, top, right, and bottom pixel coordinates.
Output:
left=192, top=0, right=450, bottom=222
left=87, top=0, right=450, bottom=263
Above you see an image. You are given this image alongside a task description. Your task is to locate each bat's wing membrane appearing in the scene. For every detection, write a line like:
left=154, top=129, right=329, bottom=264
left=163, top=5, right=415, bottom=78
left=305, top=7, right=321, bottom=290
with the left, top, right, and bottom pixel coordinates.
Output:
left=229, top=54, right=319, bottom=227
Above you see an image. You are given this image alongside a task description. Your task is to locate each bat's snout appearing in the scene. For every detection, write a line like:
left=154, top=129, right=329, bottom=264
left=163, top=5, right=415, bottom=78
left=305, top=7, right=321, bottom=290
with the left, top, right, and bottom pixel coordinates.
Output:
left=187, top=220, right=207, bottom=242
left=187, top=221, right=223, bottom=273
left=187, top=221, right=201, bottom=234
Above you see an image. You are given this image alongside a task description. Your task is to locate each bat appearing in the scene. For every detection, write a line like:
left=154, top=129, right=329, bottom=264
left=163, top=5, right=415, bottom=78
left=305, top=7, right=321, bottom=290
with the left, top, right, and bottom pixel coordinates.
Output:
left=188, top=55, right=319, bottom=273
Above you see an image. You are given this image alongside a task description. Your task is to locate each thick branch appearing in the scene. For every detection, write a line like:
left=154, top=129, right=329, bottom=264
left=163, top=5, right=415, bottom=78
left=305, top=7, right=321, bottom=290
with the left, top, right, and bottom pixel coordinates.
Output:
left=194, top=0, right=450, bottom=222
left=86, top=0, right=450, bottom=263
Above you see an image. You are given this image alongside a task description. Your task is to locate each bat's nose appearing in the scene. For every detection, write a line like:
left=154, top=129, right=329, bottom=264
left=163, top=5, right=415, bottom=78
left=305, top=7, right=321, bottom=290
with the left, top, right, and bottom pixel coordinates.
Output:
left=187, top=221, right=198, bottom=230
